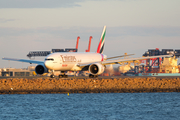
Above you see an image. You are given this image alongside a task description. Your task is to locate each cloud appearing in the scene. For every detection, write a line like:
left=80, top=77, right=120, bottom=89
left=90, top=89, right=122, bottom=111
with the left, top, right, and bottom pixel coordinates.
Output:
left=2, top=26, right=180, bottom=38
left=0, top=0, right=84, bottom=8
left=108, top=26, right=180, bottom=37
left=1, top=26, right=180, bottom=53
left=0, top=18, right=15, bottom=23
left=0, top=26, right=101, bottom=40
left=0, top=0, right=179, bottom=28
left=1, top=26, right=180, bottom=68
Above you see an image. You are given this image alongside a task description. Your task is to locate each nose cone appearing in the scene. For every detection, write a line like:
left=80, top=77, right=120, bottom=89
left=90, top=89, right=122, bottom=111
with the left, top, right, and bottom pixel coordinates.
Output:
left=44, top=54, right=55, bottom=69
left=45, top=61, right=53, bottom=69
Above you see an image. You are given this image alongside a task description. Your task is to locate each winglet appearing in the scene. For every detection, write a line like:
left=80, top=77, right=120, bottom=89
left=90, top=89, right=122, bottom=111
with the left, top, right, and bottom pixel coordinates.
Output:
left=97, top=26, right=106, bottom=54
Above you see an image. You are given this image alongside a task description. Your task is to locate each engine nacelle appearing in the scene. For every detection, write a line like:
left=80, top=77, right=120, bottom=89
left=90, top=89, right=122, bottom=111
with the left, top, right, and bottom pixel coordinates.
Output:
left=35, top=64, right=48, bottom=75
left=89, top=63, right=105, bottom=75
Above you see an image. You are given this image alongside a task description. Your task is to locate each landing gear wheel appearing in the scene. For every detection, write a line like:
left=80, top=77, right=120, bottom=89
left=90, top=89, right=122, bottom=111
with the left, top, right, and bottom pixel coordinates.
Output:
left=50, top=75, right=55, bottom=78
left=64, top=75, right=68, bottom=78
left=89, top=74, right=98, bottom=78
left=89, top=74, right=93, bottom=78
left=59, top=75, right=63, bottom=78
left=59, top=75, right=68, bottom=78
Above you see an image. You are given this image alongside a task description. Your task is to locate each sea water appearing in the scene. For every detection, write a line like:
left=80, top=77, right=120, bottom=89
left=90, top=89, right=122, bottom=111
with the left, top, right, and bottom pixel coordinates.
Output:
left=0, top=92, right=180, bottom=120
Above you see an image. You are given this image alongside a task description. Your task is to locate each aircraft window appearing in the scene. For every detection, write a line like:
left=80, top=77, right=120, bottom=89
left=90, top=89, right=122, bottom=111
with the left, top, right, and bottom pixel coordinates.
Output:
left=45, top=58, right=54, bottom=61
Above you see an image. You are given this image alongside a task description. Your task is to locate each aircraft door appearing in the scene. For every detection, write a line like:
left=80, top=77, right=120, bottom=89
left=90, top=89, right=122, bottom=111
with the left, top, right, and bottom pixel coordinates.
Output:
left=59, top=56, right=63, bottom=64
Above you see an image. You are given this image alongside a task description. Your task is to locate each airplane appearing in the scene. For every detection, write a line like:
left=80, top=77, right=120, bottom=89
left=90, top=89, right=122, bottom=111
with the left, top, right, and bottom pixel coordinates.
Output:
left=2, top=26, right=172, bottom=78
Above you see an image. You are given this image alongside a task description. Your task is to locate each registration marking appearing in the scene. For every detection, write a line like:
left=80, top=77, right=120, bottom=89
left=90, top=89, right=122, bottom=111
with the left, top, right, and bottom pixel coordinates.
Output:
left=62, top=64, right=68, bottom=67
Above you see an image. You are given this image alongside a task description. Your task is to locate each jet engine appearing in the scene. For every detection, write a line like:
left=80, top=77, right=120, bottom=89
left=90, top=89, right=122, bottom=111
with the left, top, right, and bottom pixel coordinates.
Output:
left=35, top=64, right=48, bottom=75
left=89, top=63, right=105, bottom=75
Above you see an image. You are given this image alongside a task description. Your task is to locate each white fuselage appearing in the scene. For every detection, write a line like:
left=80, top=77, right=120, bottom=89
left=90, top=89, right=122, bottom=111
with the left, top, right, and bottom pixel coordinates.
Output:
left=44, top=52, right=106, bottom=71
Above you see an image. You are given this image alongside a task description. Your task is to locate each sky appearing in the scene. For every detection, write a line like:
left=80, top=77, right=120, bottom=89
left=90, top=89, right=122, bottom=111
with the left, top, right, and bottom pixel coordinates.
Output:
left=0, top=0, right=180, bottom=68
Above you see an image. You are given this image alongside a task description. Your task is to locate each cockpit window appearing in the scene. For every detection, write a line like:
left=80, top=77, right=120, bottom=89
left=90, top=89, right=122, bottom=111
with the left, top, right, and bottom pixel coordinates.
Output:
left=45, top=58, right=54, bottom=61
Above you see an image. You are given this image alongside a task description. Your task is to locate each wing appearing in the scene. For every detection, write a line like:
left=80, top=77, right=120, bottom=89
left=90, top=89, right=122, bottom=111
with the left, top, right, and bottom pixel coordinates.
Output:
left=106, top=54, right=135, bottom=60
left=77, top=54, right=172, bottom=67
left=101, top=55, right=172, bottom=65
left=2, top=57, right=44, bottom=64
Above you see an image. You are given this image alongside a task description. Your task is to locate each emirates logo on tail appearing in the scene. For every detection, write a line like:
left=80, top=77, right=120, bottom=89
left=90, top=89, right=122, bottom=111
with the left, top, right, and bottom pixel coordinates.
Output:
left=97, top=26, right=106, bottom=54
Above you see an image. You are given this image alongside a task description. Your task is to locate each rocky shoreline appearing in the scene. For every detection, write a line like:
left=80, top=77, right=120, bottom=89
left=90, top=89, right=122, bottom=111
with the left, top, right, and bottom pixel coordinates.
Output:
left=0, top=77, right=180, bottom=94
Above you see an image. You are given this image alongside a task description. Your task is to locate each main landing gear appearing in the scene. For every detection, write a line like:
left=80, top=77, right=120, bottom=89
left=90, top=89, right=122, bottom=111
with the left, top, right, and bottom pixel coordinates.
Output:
left=59, top=74, right=68, bottom=78
left=50, top=74, right=68, bottom=78
left=58, top=71, right=68, bottom=78
left=49, top=71, right=68, bottom=78
left=89, top=74, right=98, bottom=78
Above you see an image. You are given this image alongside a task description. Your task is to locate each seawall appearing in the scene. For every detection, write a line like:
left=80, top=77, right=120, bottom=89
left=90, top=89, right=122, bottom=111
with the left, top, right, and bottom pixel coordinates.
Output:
left=0, top=77, right=180, bottom=94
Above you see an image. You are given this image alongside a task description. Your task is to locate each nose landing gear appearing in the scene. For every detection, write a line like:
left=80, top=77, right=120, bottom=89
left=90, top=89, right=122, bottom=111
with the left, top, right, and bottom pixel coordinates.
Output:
left=50, top=74, right=55, bottom=78
left=50, top=70, right=55, bottom=78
